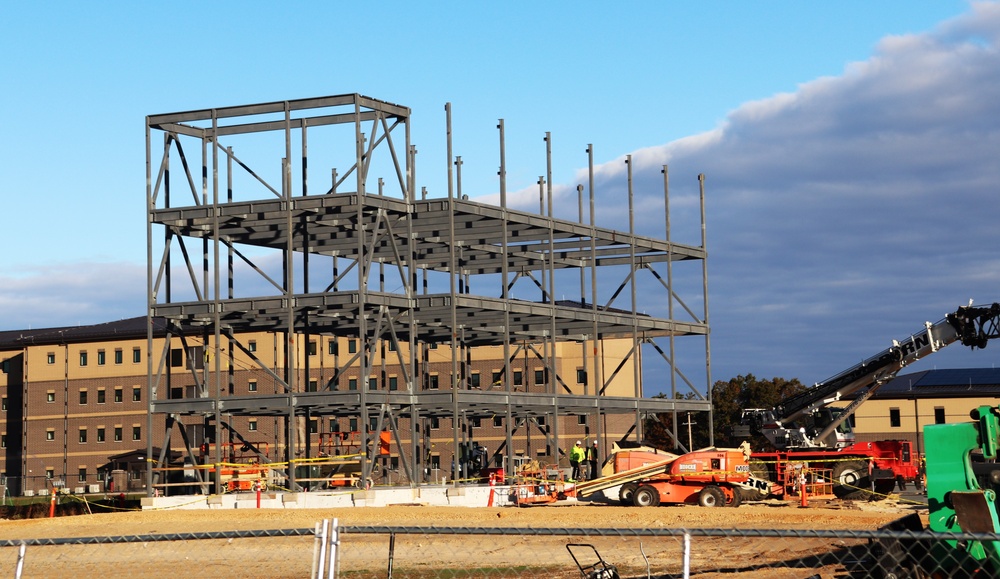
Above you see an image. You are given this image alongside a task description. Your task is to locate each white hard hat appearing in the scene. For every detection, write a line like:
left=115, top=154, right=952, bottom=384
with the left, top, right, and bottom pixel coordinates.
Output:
left=576, top=440, right=581, bottom=445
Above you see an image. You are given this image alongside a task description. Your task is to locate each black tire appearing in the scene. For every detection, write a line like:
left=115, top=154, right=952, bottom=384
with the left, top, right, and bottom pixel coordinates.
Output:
left=633, top=485, right=660, bottom=507
left=725, top=486, right=742, bottom=508
left=832, top=460, right=873, bottom=500
left=698, top=485, right=725, bottom=507
left=619, top=483, right=638, bottom=506
left=741, top=460, right=773, bottom=501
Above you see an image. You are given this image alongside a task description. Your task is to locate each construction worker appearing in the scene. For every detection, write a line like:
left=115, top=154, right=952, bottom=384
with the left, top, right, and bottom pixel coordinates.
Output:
left=569, top=441, right=584, bottom=481
left=587, top=441, right=599, bottom=481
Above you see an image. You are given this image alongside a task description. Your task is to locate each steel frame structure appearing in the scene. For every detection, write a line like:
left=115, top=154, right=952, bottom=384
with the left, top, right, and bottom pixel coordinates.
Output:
left=144, top=94, right=713, bottom=494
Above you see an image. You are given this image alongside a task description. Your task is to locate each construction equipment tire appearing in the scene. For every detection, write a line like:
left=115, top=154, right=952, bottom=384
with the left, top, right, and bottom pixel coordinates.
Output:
left=633, top=485, right=660, bottom=507
left=832, top=460, right=873, bottom=500
left=725, top=486, right=742, bottom=508
left=619, top=483, right=638, bottom=506
left=698, top=485, right=725, bottom=507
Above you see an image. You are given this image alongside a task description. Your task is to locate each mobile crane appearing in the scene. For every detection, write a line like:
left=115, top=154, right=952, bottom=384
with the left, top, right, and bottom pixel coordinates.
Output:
left=734, top=301, right=1000, bottom=500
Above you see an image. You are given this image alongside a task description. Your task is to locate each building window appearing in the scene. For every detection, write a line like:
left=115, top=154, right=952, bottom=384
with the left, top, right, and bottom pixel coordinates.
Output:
left=79, top=351, right=88, bottom=366
left=97, top=428, right=105, bottom=443
left=133, top=387, right=141, bottom=402
left=78, top=468, right=87, bottom=483
left=368, top=377, right=378, bottom=390
left=132, top=426, right=141, bottom=441
left=388, top=341, right=397, bottom=352
left=576, top=368, right=587, bottom=385
left=97, top=350, right=106, bottom=366
left=492, top=371, right=503, bottom=386
left=46, top=391, right=55, bottom=403
left=348, top=378, right=358, bottom=391
left=170, top=348, right=183, bottom=367
left=493, top=416, right=503, bottom=427
left=577, top=415, right=587, bottom=425
left=248, top=340, right=257, bottom=353
left=114, top=348, right=123, bottom=364
left=889, top=408, right=901, bottom=428
left=307, top=341, right=317, bottom=356
left=536, top=416, right=546, bottom=427
left=389, top=376, right=398, bottom=391
left=470, top=373, right=481, bottom=388
left=114, top=427, right=123, bottom=442
left=306, top=380, right=318, bottom=392
left=934, top=407, right=946, bottom=424
left=97, top=389, right=105, bottom=404
left=428, top=375, right=439, bottom=390
left=47, top=352, right=56, bottom=365
left=248, top=380, right=257, bottom=392
left=79, top=428, right=87, bottom=443
left=513, top=371, right=523, bottom=386
left=471, top=417, right=482, bottom=428
left=328, top=341, right=336, bottom=355
left=348, top=340, right=357, bottom=354
left=349, top=418, right=358, bottom=432
left=1, top=434, right=5, bottom=449
left=79, top=390, right=87, bottom=405
left=248, top=419, right=257, bottom=432
left=534, top=369, right=545, bottom=385
left=114, top=387, right=123, bottom=403
left=1, top=397, right=6, bottom=411
left=309, top=419, right=318, bottom=434
left=46, top=429, right=55, bottom=441
left=132, top=347, right=141, bottom=363
left=430, top=417, right=440, bottom=430
left=45, top=469, right=54, bottom=480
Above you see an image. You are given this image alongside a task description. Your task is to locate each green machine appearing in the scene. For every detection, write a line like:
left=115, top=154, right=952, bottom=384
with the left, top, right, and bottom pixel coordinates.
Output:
left=877, top=404, right=1000, bottom=578
left=924, top=404, right=1000, bottom=573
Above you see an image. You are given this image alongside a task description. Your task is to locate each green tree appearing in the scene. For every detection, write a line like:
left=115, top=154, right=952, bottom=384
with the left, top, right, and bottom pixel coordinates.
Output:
left=643, top=392, right=712, bottom=452
left=711, top=374, right=807, bottom=449
left=643, top=375, right=806, bottom=452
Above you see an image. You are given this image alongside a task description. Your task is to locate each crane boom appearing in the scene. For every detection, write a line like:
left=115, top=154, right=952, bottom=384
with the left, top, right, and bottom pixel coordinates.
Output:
left=739, top=302, right=1000, bottom=449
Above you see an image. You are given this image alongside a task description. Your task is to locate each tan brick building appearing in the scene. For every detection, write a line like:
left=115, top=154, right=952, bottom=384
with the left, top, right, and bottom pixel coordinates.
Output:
left=0, top=317, right=643, bottom=496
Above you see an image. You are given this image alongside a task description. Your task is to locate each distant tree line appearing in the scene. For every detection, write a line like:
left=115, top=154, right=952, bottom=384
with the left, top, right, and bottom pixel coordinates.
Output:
left=642, top=374, right=806, bottom=452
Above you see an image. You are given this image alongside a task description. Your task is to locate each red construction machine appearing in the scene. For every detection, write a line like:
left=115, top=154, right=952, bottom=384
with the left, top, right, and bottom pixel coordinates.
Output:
left=575, top=444, right=754, bottom=507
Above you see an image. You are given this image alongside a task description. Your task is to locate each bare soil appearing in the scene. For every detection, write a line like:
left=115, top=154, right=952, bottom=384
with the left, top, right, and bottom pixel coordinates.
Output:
left=0, top=498, right=926, bottom=578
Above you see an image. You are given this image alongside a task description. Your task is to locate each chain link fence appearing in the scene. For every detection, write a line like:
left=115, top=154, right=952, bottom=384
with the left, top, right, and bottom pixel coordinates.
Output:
left=4, top=516, right=999, bottom=578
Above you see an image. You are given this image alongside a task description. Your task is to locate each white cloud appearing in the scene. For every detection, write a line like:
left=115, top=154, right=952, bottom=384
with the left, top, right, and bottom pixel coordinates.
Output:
left=0, top=262, right=146, bottom=330
left=583, top=3, right=1000, bottom=385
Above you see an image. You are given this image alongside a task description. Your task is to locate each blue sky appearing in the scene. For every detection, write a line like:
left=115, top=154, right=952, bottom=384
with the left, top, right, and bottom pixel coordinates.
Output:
left=2, top=1, right=997, bottom=394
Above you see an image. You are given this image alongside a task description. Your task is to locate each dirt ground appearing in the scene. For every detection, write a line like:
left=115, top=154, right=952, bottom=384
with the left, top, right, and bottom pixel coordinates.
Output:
left=0, top=498, right=919, bottom=538
left=0, top=497, right=925, bottom=578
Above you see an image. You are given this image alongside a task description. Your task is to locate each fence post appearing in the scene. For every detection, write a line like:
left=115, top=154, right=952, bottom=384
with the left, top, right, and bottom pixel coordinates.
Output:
left=311, top=519, right=327, bottom=579
left=683, top=531, right=691, bottom=579
left=326, top=517, right=339, bottom=579
left=15, top=543, right=25, bottom=579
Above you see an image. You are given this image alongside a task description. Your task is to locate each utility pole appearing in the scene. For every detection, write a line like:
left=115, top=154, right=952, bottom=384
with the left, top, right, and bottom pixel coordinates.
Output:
left=685, top=412, right=695, bottom=450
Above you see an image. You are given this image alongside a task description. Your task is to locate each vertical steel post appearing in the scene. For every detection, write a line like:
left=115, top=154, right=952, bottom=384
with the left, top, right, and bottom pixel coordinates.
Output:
left=700, top=174, right=714, bottom=446
left=447, top=103, right=461, bottom=485
left=498, top=119, right=513, bottom=466
left=627, top=156, right=642, bottom=441
left=664, top=165, right=679, bottom=448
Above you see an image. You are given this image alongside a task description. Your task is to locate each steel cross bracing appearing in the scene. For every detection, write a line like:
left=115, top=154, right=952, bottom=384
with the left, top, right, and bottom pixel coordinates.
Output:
left=145, top=93, right=713, bottom=495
